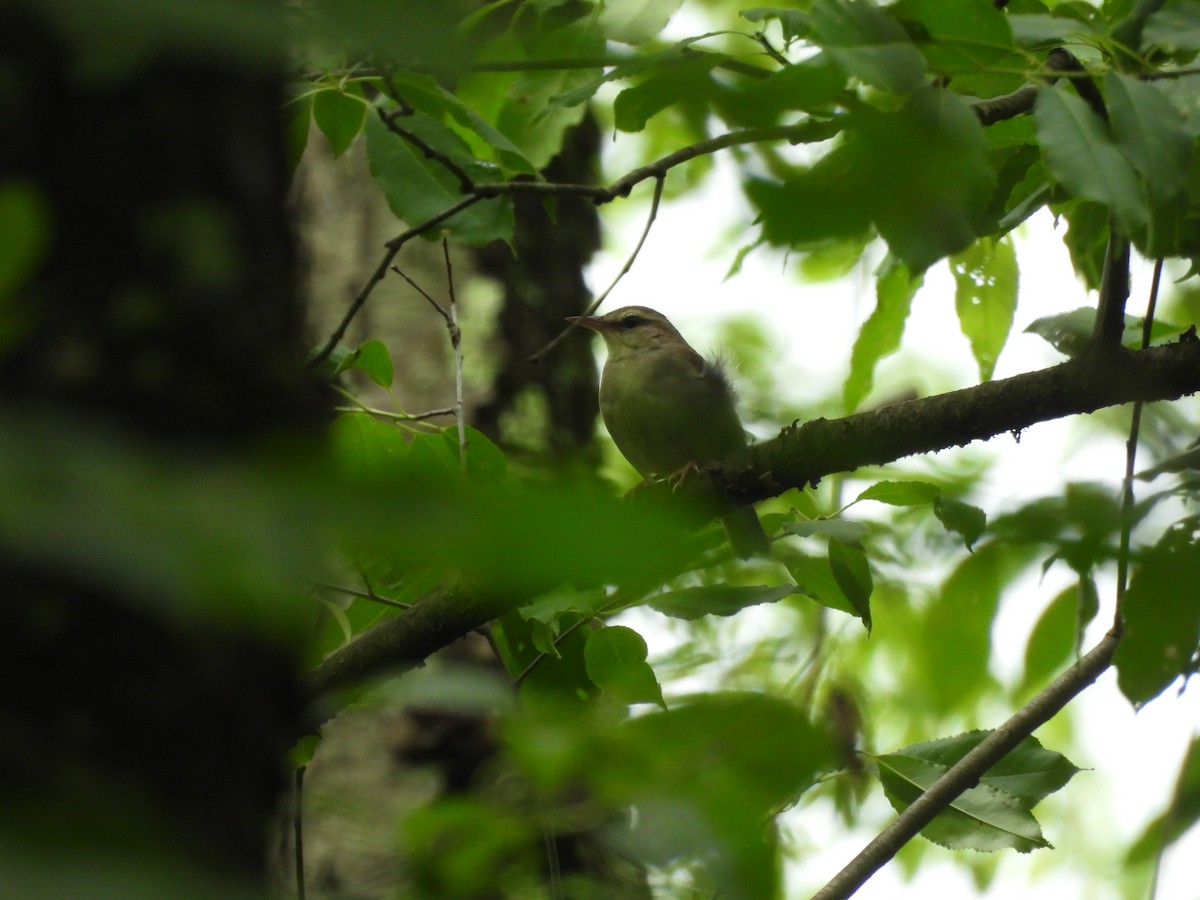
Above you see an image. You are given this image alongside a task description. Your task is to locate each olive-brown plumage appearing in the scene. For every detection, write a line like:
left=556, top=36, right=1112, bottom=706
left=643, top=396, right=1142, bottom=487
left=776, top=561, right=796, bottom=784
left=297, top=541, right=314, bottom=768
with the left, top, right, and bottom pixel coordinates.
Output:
left=571, top=306, right=770, bottom=557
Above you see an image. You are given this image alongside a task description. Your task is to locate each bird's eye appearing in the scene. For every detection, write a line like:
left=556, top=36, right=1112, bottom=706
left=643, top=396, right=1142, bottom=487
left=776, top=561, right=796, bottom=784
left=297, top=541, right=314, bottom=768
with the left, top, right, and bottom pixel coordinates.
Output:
left=620, top=315, right=643, bottom=329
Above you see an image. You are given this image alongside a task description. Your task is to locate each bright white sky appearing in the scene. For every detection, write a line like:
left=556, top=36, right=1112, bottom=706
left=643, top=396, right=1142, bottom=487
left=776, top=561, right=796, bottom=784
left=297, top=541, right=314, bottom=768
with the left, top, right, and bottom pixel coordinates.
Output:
left=585, top=134, right=1200, bottom=899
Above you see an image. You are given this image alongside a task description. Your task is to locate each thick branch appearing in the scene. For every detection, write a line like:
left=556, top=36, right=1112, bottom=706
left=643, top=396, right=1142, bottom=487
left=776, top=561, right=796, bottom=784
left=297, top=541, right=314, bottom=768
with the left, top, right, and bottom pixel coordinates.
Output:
left=305, top=587, right=514, bottom=703
left=812, top=628, right=1120, bottom=900
left=670, top=337, right=1200, bottom=515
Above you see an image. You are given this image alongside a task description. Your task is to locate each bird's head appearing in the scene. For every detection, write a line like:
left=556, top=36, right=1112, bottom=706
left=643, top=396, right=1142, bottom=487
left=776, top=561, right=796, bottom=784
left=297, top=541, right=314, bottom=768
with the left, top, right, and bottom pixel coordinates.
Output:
left=567, top=306, right=688, bottom=359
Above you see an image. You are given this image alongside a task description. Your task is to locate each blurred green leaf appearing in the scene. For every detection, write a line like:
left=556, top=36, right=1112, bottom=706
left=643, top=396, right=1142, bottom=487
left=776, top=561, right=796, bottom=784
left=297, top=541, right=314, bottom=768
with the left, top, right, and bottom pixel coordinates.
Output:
left=1143, top=3, right=1200, bottom=53
left=1019, top=582, right=1080, bottom=697
left=364, top=111, right=514, bottom=246
left=648, top=584, right=800, bottom=620
left=584, top=625, right=665, bottom=707
left=808, top=0, right=927, bottom=94
left=312, top=83, right=366, bottom=157
left=1025, top=306, right=1185, bottom=356
left=1115, top=519, right=1200, bottom=706
left=0, top=181, right=49, bottom=307
left=951, top=236, right=1018, bottom=382
left=1034, top=86, right=1147, bottom=237
left=740, top=7, right=811, bottom=42
left=844, top=259, right=921, bottom=412
left=935, top=496, right=987, bottom=548
left=1125, top=735, right=1200, bottom=866
left=857, top=479, right=941, bottom=506
left=335, top=338, right=394, bottom=387
left=614, top=55, right=720, bottom=132
left=847, top=87, right=995, bottom=271
left=599, top=0, right=685, bottom=45
left=828, top=538, right=873, bottom=629
left=786, top=519, right=870, bottom=542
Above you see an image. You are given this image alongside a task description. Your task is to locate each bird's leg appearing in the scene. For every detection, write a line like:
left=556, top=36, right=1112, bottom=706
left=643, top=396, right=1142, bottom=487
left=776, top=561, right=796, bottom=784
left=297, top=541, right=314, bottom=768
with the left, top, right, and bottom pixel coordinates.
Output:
left=664, top=460, right=701, bottom=492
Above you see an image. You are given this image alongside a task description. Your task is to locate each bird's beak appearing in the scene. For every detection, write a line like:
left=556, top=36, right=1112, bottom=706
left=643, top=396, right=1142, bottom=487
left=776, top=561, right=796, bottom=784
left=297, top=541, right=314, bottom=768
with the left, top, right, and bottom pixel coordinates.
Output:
left=566, top=314, right=611, bottom=333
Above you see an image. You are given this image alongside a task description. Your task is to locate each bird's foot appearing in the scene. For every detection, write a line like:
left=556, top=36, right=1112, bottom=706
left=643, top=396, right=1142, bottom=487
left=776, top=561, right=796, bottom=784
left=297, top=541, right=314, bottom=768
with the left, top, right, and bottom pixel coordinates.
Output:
left=665, top=461, right=701, bottom=492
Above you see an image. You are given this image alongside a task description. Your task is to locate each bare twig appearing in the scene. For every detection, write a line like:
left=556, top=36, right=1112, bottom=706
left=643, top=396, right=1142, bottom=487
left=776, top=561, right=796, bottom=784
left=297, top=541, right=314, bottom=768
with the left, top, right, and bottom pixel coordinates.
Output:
left=529, top=175, right=665, bottom=364
left=1116, top=258, right=1164, bottom=620
left=316, top=581, right=412, bottom=610
left=443, top=239, right=467, bottom=468
left=307, top=194, right=485, bottom=369
left=333, top=404, right=455, bottom=422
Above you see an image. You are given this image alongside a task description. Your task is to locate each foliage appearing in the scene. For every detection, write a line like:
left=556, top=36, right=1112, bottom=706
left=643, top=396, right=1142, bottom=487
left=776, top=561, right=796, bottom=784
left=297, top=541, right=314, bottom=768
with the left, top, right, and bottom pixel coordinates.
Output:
left=8, top=0, right=1200, bottom=898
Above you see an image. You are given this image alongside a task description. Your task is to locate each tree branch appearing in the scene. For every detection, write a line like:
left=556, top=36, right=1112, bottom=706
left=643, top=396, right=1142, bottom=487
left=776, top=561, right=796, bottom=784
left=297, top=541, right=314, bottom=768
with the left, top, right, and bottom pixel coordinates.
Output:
left=305, top=339, right=1200, bottom=707
left=812, top=628, right=1121, bottom=900
left=667, top=337, right=1200, bottom=517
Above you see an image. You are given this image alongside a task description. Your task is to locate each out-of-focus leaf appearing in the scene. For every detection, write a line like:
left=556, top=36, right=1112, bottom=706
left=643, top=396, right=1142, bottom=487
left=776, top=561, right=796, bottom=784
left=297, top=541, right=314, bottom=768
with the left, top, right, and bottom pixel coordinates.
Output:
left=0, top=181, right=49, bottom=306
left=872, top=752, right=1051, bottom=851
left=335, top=338, right=393, bottom=387
left=844, top=260, right=922, bottom=412
left=614, top=55, right=720, bottom=132
left=784, top=552, right=863, bottom=619
left=846, top=87, right=995, bottom=271
left=1007, top=13, right=1097, bottom=48
left=612, top=694, right=837, bottom=898
left=1125, top=735, right=1200, bottom=866
left=584, top=625, right=665, bottom=707
left=891, top=0, right=1022, bottom=97
left=1018, top=582, right=1080, bottom=697
left=648, top=584, right=800, bottom=620
left=828, top=539, right=873, bottom=630
left=284, top=93, right=313, bottom=175
left=740, top=6, right=811, bottom=41
left=1115, top=519, right=1200, bottom=706
left=935, top=496, right=986, bottom=548
left=1025, top=307, right=1185, bottom=357
left=1143, top=3, right=1200, bottom=53
left=599, top=0, right=685, bottom=45
left=313, top=83, right=366, bottom=157
left=808, top=0, right=927, bottom=94
left=364, top=111, right=514, bottom=246
left=857, top=480, right=941, bottom=506
left=785, top=519, right=870, bottom=542
left=449, top=425, right=509, bottom=484
left=1034, top=86, right=1147, bottom=237
left=951, top=236, right=1018, bottom=382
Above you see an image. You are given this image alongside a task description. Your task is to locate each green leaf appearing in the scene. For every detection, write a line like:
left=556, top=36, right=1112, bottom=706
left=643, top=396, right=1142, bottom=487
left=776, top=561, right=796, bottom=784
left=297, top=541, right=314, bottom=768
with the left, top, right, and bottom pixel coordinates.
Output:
left=312, top=84, right=366, bottom=157
left=1106, top=72, right=1194, bottom=255
left=284, top=93, right=313, bottom=176
left=1034, top=86, right=1146, bottom=236
left=1143, top=3, right=1200, bottom=53
left=857, top=479, right=941, bottom=506
left=808, top=0, right=927, bottom=94
left=1007, top=13, right=1097, bottom=48
left=950, top=236, right=1018, bottom=382
left=894, top=731, right=1080, bottom=806
left=1115, top=519, right=1200, bottom=706
left=891, top=0, right=1022, bottom=96
left=1018, top=582, right=1081, bottom=697
left=828, top=538, right=873, bottom=630
left=848, top=87, right=995, bottom=271
left=612, top=693, right=837, bottom=897
left=335, top=338, right=393, bottom=387
left=740, top=6, right=811, bottom=41
left=584, top=625, right=665, bottom=707
left=872, top=752, right=1051, bottom=852
left=785, top=519, right=870, bottom=542
left=599, top=0, right=685, bottom=45
left=1025, top=306, right=1185, bottom=357
left=1125, top=735, right=1200, bottom=866
left=784, top=552, right=864, bottom=619
left=843, top=259, right=921, bottom=412
left=935, top=496, right=986, bottom=548
left=0, top=181, right=49, bottom=303
left=613, top=55, right=720, bottom=132
left=364, top=111, right=513, bottom=246
left=329, top=413, right=408, bottom=481
left=647, top=584, right=800, bottom=620
left=447, top=425, right=509, bottom=485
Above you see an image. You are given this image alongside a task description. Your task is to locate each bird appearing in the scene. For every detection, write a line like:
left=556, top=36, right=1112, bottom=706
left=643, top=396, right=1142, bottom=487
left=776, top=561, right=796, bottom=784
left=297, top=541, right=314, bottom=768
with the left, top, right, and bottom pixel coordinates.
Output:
left=569, top=306, right=770, bottom=558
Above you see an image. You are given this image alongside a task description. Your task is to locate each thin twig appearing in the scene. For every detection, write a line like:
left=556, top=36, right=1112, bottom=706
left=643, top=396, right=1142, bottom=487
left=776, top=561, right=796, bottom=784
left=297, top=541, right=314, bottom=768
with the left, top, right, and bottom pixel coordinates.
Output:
left=1115, top=258, right=1164, bottom=621
left=293, top=766, right=306, bottom=900
left=307, top=194, right=485, bottom=369
left=378, top=106, right=475, bottom=193
left=316, top=581, right=412, bottom=610
left=443, top=239, right=467, bottom=469
left=333, top=404, right=455, bottom=422
left=529, top=175, right=665, bottom=364
left=811, top=629, right=1121, bottom=900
